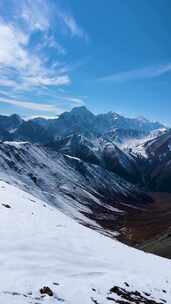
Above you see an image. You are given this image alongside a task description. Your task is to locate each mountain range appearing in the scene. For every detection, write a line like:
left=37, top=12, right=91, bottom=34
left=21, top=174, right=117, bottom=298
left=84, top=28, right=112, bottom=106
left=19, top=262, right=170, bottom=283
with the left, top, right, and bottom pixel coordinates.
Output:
left=0, top=107, right=171, bottom=245
left=0, top=106, right=165, bottom=142
left=1, top=107, right=171, bottom=303
left=0, top=106, right=170, bottom=191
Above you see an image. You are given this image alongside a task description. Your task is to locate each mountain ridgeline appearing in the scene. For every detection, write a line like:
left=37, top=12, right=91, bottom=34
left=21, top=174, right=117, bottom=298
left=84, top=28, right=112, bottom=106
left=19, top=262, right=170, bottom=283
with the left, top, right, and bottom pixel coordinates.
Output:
left=0, top=107, right=167, bottom=179
left=0, top=106, right=164, bottom=141
left=1, top=106, right=171, bottom=254
left=0, top=106, right=170, bottom=191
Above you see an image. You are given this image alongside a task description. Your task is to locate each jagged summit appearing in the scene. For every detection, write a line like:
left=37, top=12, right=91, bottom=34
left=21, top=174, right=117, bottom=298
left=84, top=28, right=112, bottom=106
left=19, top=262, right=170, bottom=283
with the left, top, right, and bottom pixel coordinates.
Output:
left=70, top=105, right=94, bottom=115
left=0, top=106, right=167, bottom=143
left=59, top=106, right=95, bottom=122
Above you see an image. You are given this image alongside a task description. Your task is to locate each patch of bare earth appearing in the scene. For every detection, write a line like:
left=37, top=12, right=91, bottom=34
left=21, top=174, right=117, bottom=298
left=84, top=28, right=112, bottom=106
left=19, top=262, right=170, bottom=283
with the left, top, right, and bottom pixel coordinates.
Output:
left=117, top=192, right=171, bottom=258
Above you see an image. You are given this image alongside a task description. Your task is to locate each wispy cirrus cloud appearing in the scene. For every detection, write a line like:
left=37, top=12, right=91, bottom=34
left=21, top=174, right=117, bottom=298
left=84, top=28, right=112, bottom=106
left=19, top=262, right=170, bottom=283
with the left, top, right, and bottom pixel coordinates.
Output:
left=0, top=15, right=70, bottom=91
left=0, top=89, right=86, bottom=114
left=20, top=0, right=88, bottom=40
left=57, top=10, right=89, bottom=41
left=0, top=97, right=59, bottom=113
left=43, top=93, right=86, bottom=107
left=20, top=0, right=50, bottom=32
left=58, top=95, right=85, bottom=105
left=0, top=0, right=88, bottom=115
left=98, top=63, right=171, bottom=83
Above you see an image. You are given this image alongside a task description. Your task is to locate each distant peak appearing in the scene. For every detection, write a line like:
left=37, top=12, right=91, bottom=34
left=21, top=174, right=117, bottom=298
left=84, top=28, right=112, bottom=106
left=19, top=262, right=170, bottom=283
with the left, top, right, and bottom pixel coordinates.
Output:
left=137, top=116, right=149, bottom=123
left=101, top=111, right=121, bottom=119
left=10, top=113, right=21, bottom=119
left=111, top=112, right=120, bottom=119
left=9, top=114, right=23, bottom=124
left=59, top=106, right=95, bottom=119
left=71, top=106, right=93, bottom=114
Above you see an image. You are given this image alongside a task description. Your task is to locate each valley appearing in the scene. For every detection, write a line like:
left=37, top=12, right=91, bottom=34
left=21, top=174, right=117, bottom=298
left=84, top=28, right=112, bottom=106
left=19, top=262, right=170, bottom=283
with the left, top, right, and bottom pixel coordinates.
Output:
left=0, top=107, right=171, bottom=259
left=1, top=1, right=171, bottom=302
left=0, top=107, right=171, bottom=302
left=118, top=192, right=171, bottom=257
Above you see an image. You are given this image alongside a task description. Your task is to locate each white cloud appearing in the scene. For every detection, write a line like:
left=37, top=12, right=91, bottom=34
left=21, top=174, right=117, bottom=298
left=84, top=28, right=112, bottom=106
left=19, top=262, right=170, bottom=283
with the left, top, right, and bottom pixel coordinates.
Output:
left=0, top=88, right=85, bottom=113
left=24, top=115, right=58, bottom=120
left=0, top=79, right=19, bottom=88
left=0, top=0, right=88, bottom=116
left=20, top=0, right=88, bottom=41
left=56, top=95, right=85, bottom=105
left=0, top=0, right=88, bottom=92
left=43, top=35, right=67, bottom=55
left=98, top=64, right=171, bottom=83
left=0, top=19, right=70, bottom=90
left=31, top=87, right=86, bottom=106
left=0, top=22, right=29, bottom=67
left=0, top=97, right=59, bottom=113
left=22, top=74, right=71, bottom=88
left=57, top=10, right=88, bottom=41
left=21, top=0, right=50, bottom=32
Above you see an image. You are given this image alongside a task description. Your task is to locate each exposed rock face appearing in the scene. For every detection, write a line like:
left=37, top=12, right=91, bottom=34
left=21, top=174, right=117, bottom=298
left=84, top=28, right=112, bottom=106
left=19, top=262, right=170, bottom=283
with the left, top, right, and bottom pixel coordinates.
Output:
left=0, top=113, right=23, bottom=131
left=0, top=141, right=152, bottom=236
left=40, top=286, right=53, bottom=297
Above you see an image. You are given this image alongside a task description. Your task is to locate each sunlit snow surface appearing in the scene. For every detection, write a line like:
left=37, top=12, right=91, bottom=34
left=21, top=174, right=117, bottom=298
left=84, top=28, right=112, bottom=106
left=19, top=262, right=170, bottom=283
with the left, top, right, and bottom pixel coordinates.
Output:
left=0, top=180, right=171, bottom=303
left=119, top=128, right=167, bottom=158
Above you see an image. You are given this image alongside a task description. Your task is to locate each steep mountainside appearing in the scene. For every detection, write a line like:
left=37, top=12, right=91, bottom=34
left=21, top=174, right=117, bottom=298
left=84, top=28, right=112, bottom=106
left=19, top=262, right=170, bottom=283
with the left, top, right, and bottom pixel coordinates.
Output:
left=143, top=130, right=171, bottom=192
left=94, top=111, right=164, bottom=134
left=121, top=129, right=171, bottom=192
left=0, top=108, right=171, bottom=255
left=0, top=141, right=151, bottom=237
left=14, top=120, right=52, bottom=143
left=0, top=180, right=170, bottom=304
left=46, top=134, right=141, bottom=184
left=0, top=109, right=169, bottom=202
left=0, top=113, right=23, bottom=131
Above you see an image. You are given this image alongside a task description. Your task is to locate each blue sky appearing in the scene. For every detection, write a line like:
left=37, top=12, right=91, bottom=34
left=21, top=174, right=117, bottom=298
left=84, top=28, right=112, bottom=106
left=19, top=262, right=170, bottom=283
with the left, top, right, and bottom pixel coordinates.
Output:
left=0, top=0, right=171, bottom=125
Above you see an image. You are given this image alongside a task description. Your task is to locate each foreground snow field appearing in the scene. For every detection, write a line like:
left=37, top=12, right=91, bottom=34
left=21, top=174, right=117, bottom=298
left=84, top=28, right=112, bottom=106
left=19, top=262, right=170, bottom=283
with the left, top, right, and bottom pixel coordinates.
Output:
left=0, top=180, right=171, bottom=303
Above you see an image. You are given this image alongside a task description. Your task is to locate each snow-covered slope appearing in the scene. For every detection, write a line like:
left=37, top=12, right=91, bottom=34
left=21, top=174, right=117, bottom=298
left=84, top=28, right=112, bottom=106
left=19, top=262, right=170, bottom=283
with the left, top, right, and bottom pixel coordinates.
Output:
left=0, top=180, right=170, bottom=304
left=119, top=128, right=167, bottom=158
left=0, top=141, right=151, bottom=237
left=142, top=129, right=171, bottom=192
left=48, top=134, right=142, bottom=184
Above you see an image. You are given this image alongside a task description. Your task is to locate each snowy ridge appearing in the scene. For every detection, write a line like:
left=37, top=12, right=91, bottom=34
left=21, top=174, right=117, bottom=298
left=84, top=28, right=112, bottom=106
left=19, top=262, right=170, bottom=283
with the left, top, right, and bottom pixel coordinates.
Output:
left=0, top=141, right=151, bottom=237
left=50, top=133, right=141, bottom=184
left=119, top=128, right=167, bottom=158
left=0, top=107, right=166, bottom=144
left=0, top=180, right=170, bottom=303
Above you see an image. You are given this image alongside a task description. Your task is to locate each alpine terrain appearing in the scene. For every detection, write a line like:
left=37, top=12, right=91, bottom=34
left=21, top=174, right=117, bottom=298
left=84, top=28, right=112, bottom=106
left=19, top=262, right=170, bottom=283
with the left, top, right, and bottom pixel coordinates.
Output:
left=0, top=107, right=171, bottom=303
